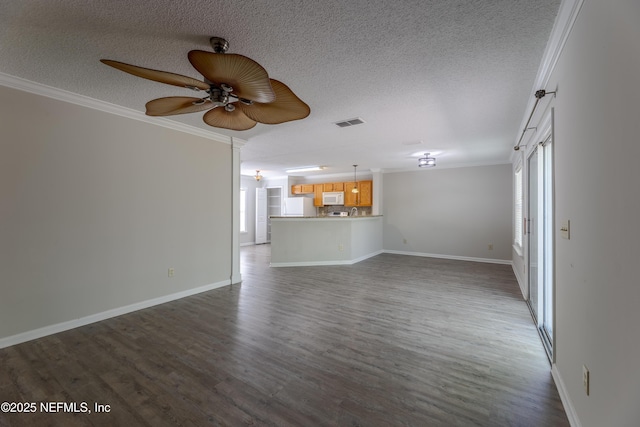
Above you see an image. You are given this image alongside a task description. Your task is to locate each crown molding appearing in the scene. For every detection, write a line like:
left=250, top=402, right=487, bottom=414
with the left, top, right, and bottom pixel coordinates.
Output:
left=231, top=137, right=247, bottom=149
left=382, top=159, right=512, bottom=174
left=513, top=0, right=585, bottom=148
left=0, top=72, right=232, bottom=145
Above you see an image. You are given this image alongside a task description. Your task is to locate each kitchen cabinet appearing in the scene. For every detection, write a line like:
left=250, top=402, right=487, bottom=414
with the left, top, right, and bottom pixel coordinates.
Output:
left=344, top=180, right=372, bottom=207
left=291, top=184, right=314, bottom=195
left=357, top=180, right=372, bottom=206
left=295, top=180, right=371, bottom=206
left=314, top=184, right=324, bottom=207
left=323, top=182, right=344, bottom=192
left=344, top=182, right=357, bottom=206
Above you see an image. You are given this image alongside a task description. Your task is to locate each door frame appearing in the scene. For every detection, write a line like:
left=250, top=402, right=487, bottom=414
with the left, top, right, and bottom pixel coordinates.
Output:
left=524, top=109, right=555, bottom=363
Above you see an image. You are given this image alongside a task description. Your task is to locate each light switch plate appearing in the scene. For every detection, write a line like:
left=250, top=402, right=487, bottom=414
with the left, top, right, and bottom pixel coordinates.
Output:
left=560, top=220, right=570, bottom=239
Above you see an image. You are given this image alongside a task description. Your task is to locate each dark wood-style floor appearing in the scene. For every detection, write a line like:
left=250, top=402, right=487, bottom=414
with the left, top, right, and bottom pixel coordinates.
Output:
left=1, top=245, right=569, bottom=426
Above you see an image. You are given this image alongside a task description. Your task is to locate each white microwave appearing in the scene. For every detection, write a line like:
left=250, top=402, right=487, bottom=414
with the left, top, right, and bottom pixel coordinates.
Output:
left=322, top=191, right=345, bottom=205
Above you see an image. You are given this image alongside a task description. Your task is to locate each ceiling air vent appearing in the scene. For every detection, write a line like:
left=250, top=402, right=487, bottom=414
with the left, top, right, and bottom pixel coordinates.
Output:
left=334, top=117, right=365, bottom=128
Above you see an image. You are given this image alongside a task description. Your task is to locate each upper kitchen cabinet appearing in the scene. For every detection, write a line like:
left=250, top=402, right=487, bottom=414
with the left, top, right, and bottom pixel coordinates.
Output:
left=323, top=182, right=345, bottom=192
left=313, top=184, right=324, bottom=207
left=291, top=184, right=315, bottom=195
left=357, top=180, right=372, bottom=206
left=294, top=180, right=371, bottom=206
left=344, top=182, right=357, bottom=206
left=344, top=180, right=372, bottom=207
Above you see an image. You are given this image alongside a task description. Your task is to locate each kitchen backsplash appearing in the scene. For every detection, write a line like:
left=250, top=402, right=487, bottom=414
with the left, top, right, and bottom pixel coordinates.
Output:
left=318, top=206, right=372, bottom=216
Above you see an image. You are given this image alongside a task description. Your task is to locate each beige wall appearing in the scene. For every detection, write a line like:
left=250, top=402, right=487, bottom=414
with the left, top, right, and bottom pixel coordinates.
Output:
left=383, top=164, right=513, bottom=262
left=0, top=85, right=232, bottom=340
left=539, top=0, right=640, bottom=425
left=239, top=175, right=263, bottom=246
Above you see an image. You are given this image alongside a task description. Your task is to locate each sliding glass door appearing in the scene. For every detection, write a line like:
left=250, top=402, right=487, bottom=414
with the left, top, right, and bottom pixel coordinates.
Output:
left=528, top=148, right=540, bottom=323
left=541, top=136, right=554, bottom=351
left=527, top=132, right=554, bottom=359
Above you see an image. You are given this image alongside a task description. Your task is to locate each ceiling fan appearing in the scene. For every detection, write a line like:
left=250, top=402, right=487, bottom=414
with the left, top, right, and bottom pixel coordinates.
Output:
left=101, top=37, right=310, bottom=131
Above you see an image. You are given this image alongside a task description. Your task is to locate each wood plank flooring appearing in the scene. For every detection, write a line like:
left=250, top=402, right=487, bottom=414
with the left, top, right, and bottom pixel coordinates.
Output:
left=0, top=245, right=569, bottom=426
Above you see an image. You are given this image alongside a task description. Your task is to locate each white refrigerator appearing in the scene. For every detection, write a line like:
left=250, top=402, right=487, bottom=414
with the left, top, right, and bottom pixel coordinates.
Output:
left=283, top=197, right=316, bottom=217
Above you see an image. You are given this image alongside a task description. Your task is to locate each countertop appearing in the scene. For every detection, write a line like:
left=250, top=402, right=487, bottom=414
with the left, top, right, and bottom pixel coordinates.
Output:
left=270, top=215, right=382, bottom=219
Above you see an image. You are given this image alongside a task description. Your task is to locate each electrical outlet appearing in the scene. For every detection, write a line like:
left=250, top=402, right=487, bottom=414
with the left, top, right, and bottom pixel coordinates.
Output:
left=403, top=239, right=407, bottom=244
left=488, top=244, right=493, bottom=250
left=168, top=268, right=175, bottom=278
left=338, top=244, right=344, bottom=251
left=583, top=365, right=590, bottom=395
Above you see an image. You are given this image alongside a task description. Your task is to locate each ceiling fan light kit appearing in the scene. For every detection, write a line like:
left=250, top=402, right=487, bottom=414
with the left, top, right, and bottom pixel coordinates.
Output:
left=101, top=37, right=310, bottom=131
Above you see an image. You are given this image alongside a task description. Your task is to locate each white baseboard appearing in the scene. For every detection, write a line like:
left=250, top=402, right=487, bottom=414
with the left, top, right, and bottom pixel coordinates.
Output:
left=0, top=279, right=231, bottom=349
left=552, top=364, right=582, bottom=427
left=511, top=262, right=526, bottom=298
left=383, top=249, right=512, bottom=265
left=270, top=250, right=383, bottom=267
left=240, top=242, right=255, bottom=247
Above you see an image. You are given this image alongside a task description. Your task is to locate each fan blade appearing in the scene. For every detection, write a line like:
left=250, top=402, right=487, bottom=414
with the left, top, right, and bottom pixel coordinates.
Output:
left=237, top=79, right=310, bottom=124
left=188, top=50, right=275, bottom=103
left=203, top=107, right=257, bottom=131
left=101, top=59, right=210, bottom=91
left=145, top=97, right=213, bottom=116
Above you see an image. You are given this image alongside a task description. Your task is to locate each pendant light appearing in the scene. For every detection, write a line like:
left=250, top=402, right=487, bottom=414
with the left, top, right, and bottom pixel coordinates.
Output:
left=351, top=165, right=359, bottom=193
left=254, top=170, right=263, bottom=181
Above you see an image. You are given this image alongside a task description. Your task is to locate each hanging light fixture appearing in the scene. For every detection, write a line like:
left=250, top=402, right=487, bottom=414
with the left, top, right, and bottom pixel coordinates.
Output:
left=418, top=153, right=436, bottom=168
left=351, top=165, right=359, bottom=193
left=254, top=170, right=263, bottom=181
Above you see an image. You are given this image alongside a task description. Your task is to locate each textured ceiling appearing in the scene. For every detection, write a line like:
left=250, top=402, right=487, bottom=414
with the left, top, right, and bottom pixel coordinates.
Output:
left=0, top=0, right=561, bottom=178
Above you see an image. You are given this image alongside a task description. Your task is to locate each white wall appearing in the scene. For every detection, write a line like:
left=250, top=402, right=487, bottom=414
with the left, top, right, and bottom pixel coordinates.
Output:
left=270, top=217, right=382, bottom=266
left=533, top=1, right=640, bottom=425
left=240, top=175, right=261, bottom=246
left=0, top=85, right=232, bottom=341
left=511, top=0, right=640, bottom=425
left=383, top=164, right=513, bottom=262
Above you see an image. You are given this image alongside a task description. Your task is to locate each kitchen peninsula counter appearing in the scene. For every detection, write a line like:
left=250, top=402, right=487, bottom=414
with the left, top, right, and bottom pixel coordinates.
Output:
left=269, top=215, right=383, bottom=267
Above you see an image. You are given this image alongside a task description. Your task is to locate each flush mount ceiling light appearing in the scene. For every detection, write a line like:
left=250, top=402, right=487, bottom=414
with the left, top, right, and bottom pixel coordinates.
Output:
left=285, top=166, right=325, bottom=173
left=254, top=170, right=263, bottom=181
left=352, top=165, right=359, bottom=193
left=418, top=153, right=436, bottom=168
